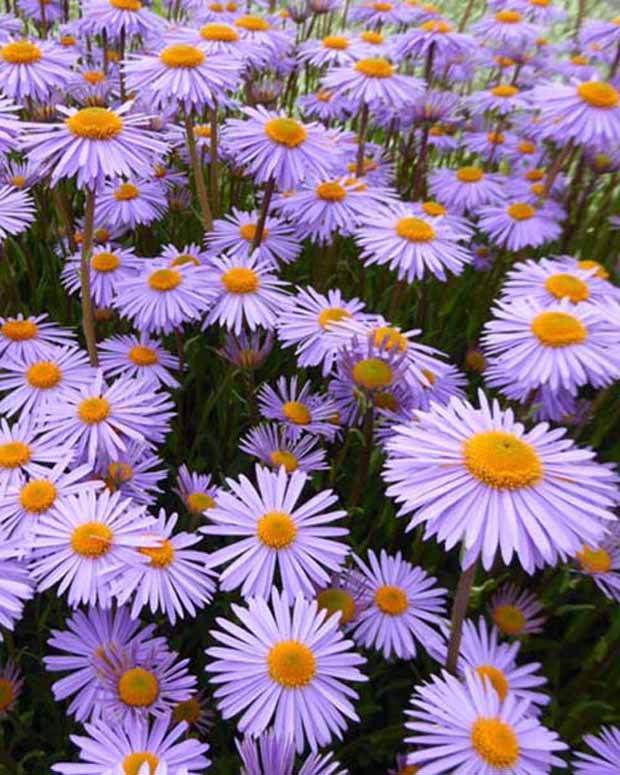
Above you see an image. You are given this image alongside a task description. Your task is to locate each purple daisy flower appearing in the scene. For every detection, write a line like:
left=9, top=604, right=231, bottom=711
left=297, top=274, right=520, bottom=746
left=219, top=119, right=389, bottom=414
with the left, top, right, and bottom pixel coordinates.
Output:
left=298, top=33, right=364, bottom=68
left=240, top=423, right=328, bottom=474
left=471, top=8, right=541, bottom=47
left=238, top=730, right=348, bottom=774
left=581, top=16, right=620, bottom=52
left=44, top=606, right=163, bottom=722
left=489, top=582, right=546, bottom=638
left=350, top=0, right=412, bottom=28
left=0, top=37, right=75, bottom=101
left=574, top=523, right=620, bottom=603
left=0, top=185, right=35, bottom=241
left=206, top=588, right=367, bottom=752
left=218, top=328, right=274, bottom=370
left=0, top=659, right=22, bottom=717
left=0, top=96, right=23, bottom=154
left=231, top=13, right=294, bottom=58
left=30, top=488, right=156, bottom=608
left=202, top=465, right=348, bottom=598
left=297, top=88, right=353, bottom=123
left=574, top=726, right=620, bottom=774
left=462, top=126, right=515, bottom=162
left=383, top=390, right=620, bottom=573
left=222, top=106, right=337, bottom=189
left=0, top=544, right=33, bottom=639
left=174, top=464, right=220, bottom=517
left=0, top=158, right=45, bottom=190
left=80, top=0, right=164, bottom=41
left=428, top=166, right=507, bottom=216
left=350, top=549, right=447, bottom=660
left=112, top=508, right=216, bottom=624
left=477, top=199, right=563, bottom=251
left=315, top=567, right=371, bottom=629
left=95, top=441, right=168, bottom=507
left=467, top=82, right=529, bottom=115
left=171, top=687, right=213, bottom=737
left=160, top=241, right=209, bottom=267
left=67, top=65, right=118, bottom=105
left=321, top=57, right=424, bottom=109
left=98, top=333, right=180, bottom=390
left=94, top=178, right=168, bottom=230
left=405, top=670, right=567, bottom=773
left=203, top=252, right=290, bottom=334
left=186, top=20, right=265, bottom=65
left=258, top=376, right=338, bottom=441
left=394, top=18, right=476, bottom=61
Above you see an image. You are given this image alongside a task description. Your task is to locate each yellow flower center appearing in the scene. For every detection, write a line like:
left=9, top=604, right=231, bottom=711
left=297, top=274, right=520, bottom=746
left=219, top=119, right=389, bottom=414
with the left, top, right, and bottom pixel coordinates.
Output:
left=91, top=251, right=121, bottom=272
left=375, top=584, right=408, bottom=616
left=571, top=54, right=588, bottom=65
left=531, top=310, right=587, bottom=347
left=317, top=588, right=357, bottom=624
left=128, top=344, right=159, bottom=366
left=318, top=306, right=351, bottom=329
left=354, top=57, right=394, bottom=78
left=123, top=753, right=159, bottom=775
left=139, top=539, right=176, bottom=568
left=60, top=34, right=76, bottom=45
left=110, top=0, right=142, bottom=9
left=1, top=320, right=38, bottom=341
left=544, top=273, right=590, bottom=303
left=316, top=181, right=347, bottom=201
left=234, top=14, right=270, bottom=30
left=422, top=200, right=446, bottom=216
left=264, top=117, right=307, bottom=147
left=239, top=223, right=269, bottom=243
left=518, top=140, right=536, bottom=154
left=10, top=174, right=26, bottom=188
left=172, top=696, right=202, bottom=725
left=94, top=227, right=111, bottom=242
left=282, top=400, right=311, bottom=424
left=397, top=767, right=419, bottom=775
left=373, top=325, right=407, bottom=352
left=78, top=397, right=110, bottom=424
left=525, top=168, right=545, bottom=182
left=268, top=640, right=316, bottom=688
left=507, top=202, right=535, bottom=221
left=493, top=604, right=526, bottom=636
left=491, top=84, right=519, bottom=97
left=171, top=254, right=200, bottom=267
left=193, top=124, right=211, bottom=139
left=26, top=360, right=61, bottom=389
left=0, top=441, right=31, bottom=469
left=323, top=34, right=349, bottom=49
left=578, top=259, right=609, bottom=280
left=464, top=431, right=542, bottom=489
left=352, top=357, right=393, bottom=390
left=476, top=665, right=509, bottom=701
left=82, top=69, right=106, bottom=85
left=71, top=522, right=113, bottom=557
left=257, top=510, right=297, bottom=549
left=373, top=1, right=393, bottom=9
left=269, top=450, right=299, bottom=473
left=471, top=718, right=520, bottom=768
left=19, top=479, right=57, bottom=513
left=200, top=22, right=239, bottom=41
left=148, top=268, right=182, bottom=292
left=118, top=667, right=159, bottom=707
left=160, top=43, right=206, bottom=68
left=106, top=461, right=134, bottom=488
left=1, top=40, right=42, bottom=64
left=361, top=30, right=384, bottom=43
left=577, top=545, right=612, bottom=574
left=487, top=131, right=505, bottom=144
left=0, top=678, right=14, bottom=712
left=396, top=216, right=435, bottom=242
left=429, top=124, right=445, bottom=136
left=114, top=183, right=139, bottom=201
left=66, top=107, right=123, bottom=140
left=187, top=491, right=216, bottom=514
left=315, top=89, right=333, bottom=102
left=221, top=266, right=260, bottom=294
left=577, top=81, right=619, bottom=109
left=420, top=19, right=453, bottom=32
left=495, top=9, right=522, bottom=22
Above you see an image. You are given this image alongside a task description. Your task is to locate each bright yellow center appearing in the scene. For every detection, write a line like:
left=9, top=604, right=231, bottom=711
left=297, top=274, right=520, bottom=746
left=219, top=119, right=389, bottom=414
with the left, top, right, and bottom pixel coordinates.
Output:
left=26, top=361, right=61, bottom=389
left=200, top=22, right=239, bottom=41
left=194, top=124, right=211, bottom=138
left=257, top=510, right=297, bottom=549
left=429, top=124, right=445, bottom=136
left=316, top=89, right=333, bottom=102
left=316, top=181, right=347, bottom=201
left=1, top=320, right=38, bottom=341
left=578, top=259, right=609, bottom=279
left=319, top=306, right=351, bottom=329
left=71, top=522, right=113, bottom=557
left=361, top=30, right=384, bottom=43
left=268, top=640, right=316, bottom=688
left=269, top=450, right=299, bottom=473
left=123, top=753, right=159, bottom=775
left=235, top=14, right=270, bottom=30
left=571, top=54, right=588, bottom=65
left=171, top=254, right=200, bottom=267
left=160, top=43, right=205, bottom=68
left=128, top=344, right=159, bottom=366
left=531, top=311, right=587, bottom=347
left=420, top=19, right=453, bottom=32
left=476, top=665, right=509, bottom=701
left=544, top=273, right=589, bottom=303
left=422, top=201, right=446, bottom=216
left=187, top=492, right=216, bottom=514
left=0, top=679, right=14, bottom=712
left=264, top=117, right=307, bottom=147
left=282, top=401, right=311, bottom=424
left=114, top=183, right=139, bottom=201
left=373, top=325, right=407, bottom=352
left=373, top=1, right=393, bottom=9
left=172, top=697, right=202, bottom=725
left=354, top=57, right=394, bottom=77
left=507, top=202, right=535, bottom=221
left=577, top=81, right=619, bottom=109
left=577, top=545, right=612, bottom=574
left=78, top=397, right=110, bottom=424
left=82, top=69, right=106, bottom=84
left=352, top=357, right=393, bottom=390
left=118, top=668, right=159, bottom=707
left=20, top=479, right=57, bottom=513
left=375, top=585, right=408, bottom=615
left=110, top=0, right=142, bottom=9
left=239, top=223, right=269, bottom=243
left=90, top=252, right=119, bottom=274
left=317, top=588, right=356, bottom=624
left=139, top=539, right=176, bottom=568
left=487, top=131, right=505, bottom=144
left=464, top=431, right=542, bottom=489
left=10, top=174, right=26, bottom=188
left=222, top=266, right=260, bottom=293
left=1, top=40, right=42, bottom=64
left=493, top=604, right=527, bottom=636
left=323, top=34, right=349, bottom=49
left=495, top=9, right=522, bottom=22
left=491, top=84, right=519, bottom=97
left=471, top=718, right=520, bottom=769
left=60, top=34, right=77, bottom=45
left=525, top=168, right=545, bottom=181
left=66, top=107, right=123, bottom=140
left=0, top=441, right=31, bottom=469
left=396, top=216, right=435, bottom=242
left=519, top=140, right=536, bottom=154
left=148, top=268, right=182, bottom=292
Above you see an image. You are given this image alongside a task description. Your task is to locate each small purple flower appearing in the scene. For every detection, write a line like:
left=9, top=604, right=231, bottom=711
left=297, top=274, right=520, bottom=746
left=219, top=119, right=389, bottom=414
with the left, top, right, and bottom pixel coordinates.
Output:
left=477, top=199, right=563, bottom=251
left=574, top=726, right=620, bottom=774
left=61, top=243, right=143, bottom=307
left=0, top=544, right=33, bottom=639
left=174, top=463, right=220, bottom=516
left=322, top=57, right=424, bottom=109
left=258, top=376, right=338, bottom=440
left=98, top=333, right=180, bottom=390
left=95, top=441, right=168, bottom=507
left=489, top=582, right=546, bottom=638
left=240, top=422, right=328, bottom=474
left=574, top=523, right=620, bottom=603
left=95, top=178, right=168, bottom=230
left=0, top=185, right=35, bottom=241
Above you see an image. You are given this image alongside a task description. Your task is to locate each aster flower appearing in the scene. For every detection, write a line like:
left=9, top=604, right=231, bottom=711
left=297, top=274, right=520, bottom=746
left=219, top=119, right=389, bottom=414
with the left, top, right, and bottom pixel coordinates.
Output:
left=350, top=0, right=411, bottom=27
left=94, top=178, right=168, bottom=230
left=206, top=207, right=302, bottom=266
left=482, top=297, right=620, bottom=393
left=67, top=65, right=118, bottom=105
left=581, top=16, right=620, bottom=52
left=240, top=423, right=328, bottom=474
left=0, top=544, right=33, bottom=638
left=30, top=488, right=156, bottom=608
left=80, top=0, right=164, bottom=41
left=203, top=465, right=348, bottom=598
left=0, top=346, right=93, bottom=419
left=21, top=103, right=169, bottom=189
left=160, top=242, right=209, bottom=267
left=38, top=370, right=175, bottom=465
left=405, top=670, right=567, bottom=773
left=186, top=20, right=265, bottom=65
left=471, top=8, right=541, bottom=47
left=0, top=659, right=22, bottom=717
left=258, top=376, right=338, bottom=441
left=355, top=203, right=473, bottom=283
left=350, top=550, right=447, bottom=660
left=477, top=200, right=563, bottom=251
left=53, top=714, right=210, bottom=774
left=172, top=688, right=212, bottom=736
left=232, top=14, right=293, bottom=58
left=574, top=726, right=620, bottom=774
left=383, top=390, right=619, bottom=573
left=203, top=252, right=290, bottom=334
left=467, top=83, right=529, bottom=115
left=112, top=509, right=216, bottom=624
left=45, top=606, right=163, bottom=722
left=206, top=588, right=367, bottom=751
left=0, top=185, right=35, bottom=241
left=218, top=328, right=274, bottom=370
left=315, top=568, right=370, bottom=629
left=0, top=158, right=44, bottom=191
left=222, top=106, right=337, bottom=189
left=114, top=260, right=215, bottom=335
left=462, top=127, right=514, bottom=162
left=395, top=18, right=476, bottom=61
left=297, top=89, right=353, bottom=123
left=0, top=38, right=75, bottom=102
left=96, top=442, right=167, bottom=507
left=0, top=96, right=23, bottom=153
left=321, top=57, right=424, bottom=109
left=98, top=333, right=180, bottom=390
left=574, top=523, right=620, bottom=602
left=174, top=464, right=219, bottom=517
left=298, top=34, right=363, bottom=68
left=489, top=583, right=546, bottom=638
left=238, top=730, right=348, bottom=775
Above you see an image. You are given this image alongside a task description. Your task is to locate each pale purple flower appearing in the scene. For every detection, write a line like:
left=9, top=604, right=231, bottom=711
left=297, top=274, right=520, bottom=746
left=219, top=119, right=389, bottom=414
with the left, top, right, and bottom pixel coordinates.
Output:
left=429, top=165, right=507, bottom=215
left=477, top=199, right=563, bottom=251
left=574, top=726, right=620, bottom=774
left=0, top=185, right=35, bottom=241
left=258, top=376, right=338, bottom=440
left=95, top=441, right=168, bottom=507
left=489, top=582, right=546, bottom=638
left=95, top=178, right=168, bottom=230
left=240, top=423, right=328, bottom=474
left=321, top=57, right=424, bottom=109
left=98, top=333, right=180, bottom=390
left=0, top=37, right=75, bottom=101
left=0, top=544, right=33, bottom=639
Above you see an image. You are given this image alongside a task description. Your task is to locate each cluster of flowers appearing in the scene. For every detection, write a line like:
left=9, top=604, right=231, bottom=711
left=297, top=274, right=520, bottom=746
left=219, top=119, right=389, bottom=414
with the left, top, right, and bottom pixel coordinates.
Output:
left=0, top=0, right=618, bottom=771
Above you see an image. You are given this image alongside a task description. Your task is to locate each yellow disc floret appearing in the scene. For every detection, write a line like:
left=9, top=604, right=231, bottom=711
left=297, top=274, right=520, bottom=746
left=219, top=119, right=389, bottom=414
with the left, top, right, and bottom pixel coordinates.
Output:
left=463, top=431, right=543, bottom=490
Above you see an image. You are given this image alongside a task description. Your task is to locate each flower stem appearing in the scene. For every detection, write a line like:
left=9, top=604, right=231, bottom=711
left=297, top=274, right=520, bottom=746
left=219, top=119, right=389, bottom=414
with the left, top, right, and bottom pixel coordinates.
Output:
left=445, top=560, right=477, bottom=674
left=355, top=103, right=370, bottom=178
left=80, top=187, right=99, bottom=366
left=210, top=103, right=220, bottom=218
left=252, top=177, right=275, bottom=252
left=457, top=0, right=475, bottom=31
left=184, top=111, right=214, bottom=232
